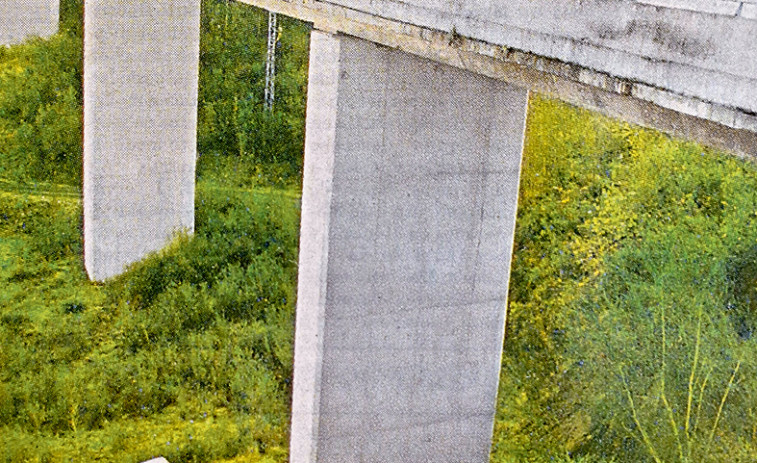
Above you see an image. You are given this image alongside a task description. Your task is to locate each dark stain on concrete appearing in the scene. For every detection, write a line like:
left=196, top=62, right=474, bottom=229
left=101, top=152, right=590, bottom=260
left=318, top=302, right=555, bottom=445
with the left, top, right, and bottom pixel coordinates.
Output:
left=593, top=18, right=714, bottom=59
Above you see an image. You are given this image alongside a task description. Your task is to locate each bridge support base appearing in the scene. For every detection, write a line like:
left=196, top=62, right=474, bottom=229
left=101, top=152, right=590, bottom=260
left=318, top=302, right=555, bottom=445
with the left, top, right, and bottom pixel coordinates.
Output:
left=291, top=30, right=528, bottom=463
left=83, top=0, right=201, bottom=281
left=0, top=0, right=59, bottom=45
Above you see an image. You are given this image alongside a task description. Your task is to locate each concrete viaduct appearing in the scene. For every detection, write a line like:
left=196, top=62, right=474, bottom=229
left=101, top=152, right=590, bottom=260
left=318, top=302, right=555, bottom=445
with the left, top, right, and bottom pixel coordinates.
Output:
left=4, top=1, right=757, bottom=462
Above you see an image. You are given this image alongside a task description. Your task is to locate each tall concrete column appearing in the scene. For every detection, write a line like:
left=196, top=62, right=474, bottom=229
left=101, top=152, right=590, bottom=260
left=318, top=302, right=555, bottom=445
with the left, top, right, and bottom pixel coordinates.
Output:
left=291, top=31, right=528, bottom=463
left=0, top=0, right=59, bottom=45
left=83, top=1, right=201, bottom=281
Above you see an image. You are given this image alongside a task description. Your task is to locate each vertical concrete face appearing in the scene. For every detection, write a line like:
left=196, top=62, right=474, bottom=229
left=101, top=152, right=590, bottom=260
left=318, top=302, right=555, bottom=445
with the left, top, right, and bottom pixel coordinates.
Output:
left=291, top=31, right=528, bottom=463
left=83, top=0, right=201, bottom=281
left=0, top=0, right=59, bottom=45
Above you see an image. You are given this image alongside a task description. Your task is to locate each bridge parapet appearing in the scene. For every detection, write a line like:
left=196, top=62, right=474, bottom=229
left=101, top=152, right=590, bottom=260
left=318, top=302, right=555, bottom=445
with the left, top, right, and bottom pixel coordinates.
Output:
left=242, top=0, right=757, bottom=156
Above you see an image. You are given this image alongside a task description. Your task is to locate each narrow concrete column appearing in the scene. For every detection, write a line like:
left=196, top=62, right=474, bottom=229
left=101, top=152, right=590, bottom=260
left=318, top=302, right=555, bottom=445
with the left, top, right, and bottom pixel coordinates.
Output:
left=83, top=1, right=201, bottom=280
left=291, top=31, right=528, bottom=463
left=0, top=0, right=59, bottom=45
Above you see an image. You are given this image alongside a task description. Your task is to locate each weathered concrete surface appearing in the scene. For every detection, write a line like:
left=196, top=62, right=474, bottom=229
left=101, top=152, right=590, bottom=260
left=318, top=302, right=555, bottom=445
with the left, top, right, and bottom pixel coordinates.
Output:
left=83, top=0, right=201, bottom=281
left=323, top=0, right=757, bottom=113
left=242, top=0, right=757, bottom=157
left=0, top=0, right=59, bottom=45
left=291, top=30, right=527, bottom=463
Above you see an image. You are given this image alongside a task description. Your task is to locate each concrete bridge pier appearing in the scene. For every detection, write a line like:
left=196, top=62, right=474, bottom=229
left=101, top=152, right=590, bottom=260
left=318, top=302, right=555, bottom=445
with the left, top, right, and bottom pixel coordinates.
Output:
left=83, top=0, right=201, bottom=281
left=291, top=30, right=528, bottom=463
left=0, top=0, right=59, bottom=45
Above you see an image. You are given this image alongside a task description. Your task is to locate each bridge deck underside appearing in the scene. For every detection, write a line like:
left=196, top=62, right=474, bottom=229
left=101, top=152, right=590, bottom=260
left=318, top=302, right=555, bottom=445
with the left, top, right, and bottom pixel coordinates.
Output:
left=243, top=0, right=757, bottom=158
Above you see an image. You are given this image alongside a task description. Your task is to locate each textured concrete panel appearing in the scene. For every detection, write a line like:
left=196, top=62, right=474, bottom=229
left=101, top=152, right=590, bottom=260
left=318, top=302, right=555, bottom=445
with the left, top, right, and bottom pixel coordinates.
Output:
left=290, top=31, right=527, bottom=463
left=0, top=0, right=59, bottom=45
left=83, top=0, right=201, bottom=281
left=321, top=0, right=757, bottom=115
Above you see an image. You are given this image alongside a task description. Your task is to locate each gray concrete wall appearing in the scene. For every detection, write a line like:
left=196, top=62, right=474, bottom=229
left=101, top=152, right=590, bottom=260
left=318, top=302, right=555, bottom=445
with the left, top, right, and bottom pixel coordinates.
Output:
left=0, top=0, right=59, bottom=45
left=83, top=0, right=201, bottom=281
left=291, top=30, right=528, bottom=463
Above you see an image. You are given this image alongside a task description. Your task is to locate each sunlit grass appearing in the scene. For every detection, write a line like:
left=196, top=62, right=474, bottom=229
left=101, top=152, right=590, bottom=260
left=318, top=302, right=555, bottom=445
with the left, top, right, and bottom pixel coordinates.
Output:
left=492, top=95, right=757, bottom=463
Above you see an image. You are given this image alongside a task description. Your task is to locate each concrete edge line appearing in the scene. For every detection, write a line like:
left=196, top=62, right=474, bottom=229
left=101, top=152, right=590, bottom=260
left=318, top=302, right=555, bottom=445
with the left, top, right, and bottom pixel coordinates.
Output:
left=289, top=29, right=342, bottom=463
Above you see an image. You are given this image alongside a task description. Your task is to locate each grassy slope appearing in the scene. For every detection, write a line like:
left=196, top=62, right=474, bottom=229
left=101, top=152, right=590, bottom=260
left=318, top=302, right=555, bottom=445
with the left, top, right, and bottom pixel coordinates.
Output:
left=5, top=96, right=757, bottom=463
left=0, top=180, right=299, bottom=463
left=0, top=1, right=308, bottom=460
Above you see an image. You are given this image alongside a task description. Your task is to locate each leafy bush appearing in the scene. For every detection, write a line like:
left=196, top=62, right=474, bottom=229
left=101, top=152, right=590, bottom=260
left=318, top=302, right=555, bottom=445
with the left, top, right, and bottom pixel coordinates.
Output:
left=492, top=95, right=757, bottom=463
left=493, top=95, right=631, bottom=462
left=561, top=132, right=757, bottom=463
left=0, top=33, right=82, bottom=184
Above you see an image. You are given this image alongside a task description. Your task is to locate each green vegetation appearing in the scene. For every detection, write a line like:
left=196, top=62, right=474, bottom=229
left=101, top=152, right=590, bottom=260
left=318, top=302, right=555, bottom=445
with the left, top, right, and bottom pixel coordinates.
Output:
left=0, top=0, right=308, bottom=188
left=1, top=1, right=307, bottom=461
left=0, top=5, right=82, bottom=183
left=492, top=96, right=757, bottom=463
left=2, top=1, right=757, bottom=462
left=197, top=0, right=309, bottom=187
left=0, top=180, right=298, bottom=462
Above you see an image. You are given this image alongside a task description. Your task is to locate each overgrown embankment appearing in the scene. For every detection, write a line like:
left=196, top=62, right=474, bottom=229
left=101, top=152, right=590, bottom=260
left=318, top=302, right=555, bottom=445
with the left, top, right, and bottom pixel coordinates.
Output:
left=0, top=179, right=300, bottom=462
left=493, top=96, right=757, bottom=463
left=1, top=1, right=307, bottom=461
